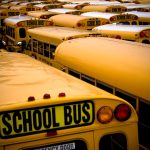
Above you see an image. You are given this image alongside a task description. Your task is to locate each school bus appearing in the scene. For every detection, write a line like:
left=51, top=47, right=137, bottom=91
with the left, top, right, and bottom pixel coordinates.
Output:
left=4, top=15, right=53, bottom=52
left=81, top=11, right=138, bottom=25
left=33, top=3, right=62, bottom=11
left=62, top=3, right=89, bottom=9
left=0, top=51, right=139, bottom=150
left=48, top=8, right=81, bottom=15
left=135, top=0, right=150, bottom=4
left=9, top=5, right=28, bottom=15
left=124, top=11, right=150, bottom=25
left=93, top=24, right=150, bottom=44
left=25, top=26, right=101, bottom=64
left=125, top=4, right=150, bottom=12
left=54, top=37, right=150, bottom=150
left=81, top=4, right=127, bottom=13
left=19, top=2, right=36, bottom=11
left=27, top=11, right=57, bottom=19
left=86, top=1, right=121, bottom=5
left=49, top=14, right=101, bottom=30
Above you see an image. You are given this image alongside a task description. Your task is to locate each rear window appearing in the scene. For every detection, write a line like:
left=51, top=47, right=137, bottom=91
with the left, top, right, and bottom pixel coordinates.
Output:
left=19, top=28, right=26, bottom=38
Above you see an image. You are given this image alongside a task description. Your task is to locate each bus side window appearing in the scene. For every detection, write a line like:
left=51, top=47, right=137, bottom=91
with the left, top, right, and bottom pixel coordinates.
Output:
left=68, top=69, right=80, bottom=79
left=50, top=44, right=56, bottom=59
left=81, top=74, right=95, bottom=85
left=33, top=39, right=38, bottom=52
left=96, top=80, right=113, bottom=94
left=38, top=41, right=43, bottom=55
left=44, top=43, right=50, bottom=58
left=19, top=28, right=26, bottom=38
left=26, top=39, right=31, bottom=51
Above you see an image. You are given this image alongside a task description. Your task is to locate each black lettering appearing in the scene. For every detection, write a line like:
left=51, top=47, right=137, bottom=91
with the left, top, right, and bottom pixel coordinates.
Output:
left=64, top=106, right=72, bottom=125
left=52, top=108, right=60, bottom=127
left=43, top=109, right=51, bottom=128
left=13, top=111, right=22, bottom=133
left=22, top=111, right=32, bottom=132
left=82, top=103, right=91, bottom=123
left=2, top=113, right=12, bottom=135
left=73, top=104, right=81, bottom=124
left=33, top=110, right=42, bottom=130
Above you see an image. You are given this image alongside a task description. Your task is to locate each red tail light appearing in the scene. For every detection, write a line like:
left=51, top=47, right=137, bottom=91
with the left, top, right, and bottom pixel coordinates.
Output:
left=114, top=104, right=131, bottom=121
left=77, top=22, right=81, bottom=27
left=140, top=31, right=146, bottom=38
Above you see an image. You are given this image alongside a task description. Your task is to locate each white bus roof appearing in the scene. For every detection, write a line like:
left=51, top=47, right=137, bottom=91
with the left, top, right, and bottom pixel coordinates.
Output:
left=0, top=52, right=112, bottom=106
left=93, top=24, right=150, bottom=32
left=124, top=11, right=150, bottom=18
left=55, top=37, right=150, bottom=101
left=4, top=15, right=33, bottom=25
left=81, top=11, right=118, bottom=19
left=48, top=8, right=80, bottom=13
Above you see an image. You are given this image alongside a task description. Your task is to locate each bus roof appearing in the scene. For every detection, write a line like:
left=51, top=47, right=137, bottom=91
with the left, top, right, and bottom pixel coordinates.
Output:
left=27, top=11, right=56, bottom=18
left=55, top=37, right=150, bottom=101
left=27, top=26, right=97, bottom=44
left=93, top=24, right=150, bottom=32
left=49, top=14, right=98, bottom=23
left=0, top=51, right=113, bottom=106
left=48, top=8, right=80, bottom=13
left=9, top=5, right=26, bottom=10
left=124, top=11, right=150, bottom=18
left=81, top=11, right=118, bottom=19
left=4, top=15, right=34, bottom=25
left=81, top=4, right=127, bottom=12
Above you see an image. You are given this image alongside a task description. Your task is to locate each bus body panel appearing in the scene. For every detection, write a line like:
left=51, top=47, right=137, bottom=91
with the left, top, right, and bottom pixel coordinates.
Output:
left=54, top=37, right=150, bottom=101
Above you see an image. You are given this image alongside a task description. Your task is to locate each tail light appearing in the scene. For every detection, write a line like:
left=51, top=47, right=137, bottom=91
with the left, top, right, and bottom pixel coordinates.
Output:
left=116, top=35, right=121, bottom=39
left=133, top=16, right=138, bottom=20
left=17, top=22, right=25, bottom=27
left=46, top=21, right=53, bottom=26
left=97, top=106, right=113, bottom=124
left=110, top=17, right=116, bottom=22
left=114, top=104, right=131, bottom=121
left=77, top=22, right=82, bottom=27
left=140, top=31, right=146, bottom=38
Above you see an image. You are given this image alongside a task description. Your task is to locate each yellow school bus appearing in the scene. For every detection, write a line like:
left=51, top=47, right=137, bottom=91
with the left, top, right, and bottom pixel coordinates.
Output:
left=49, top=14, right=101, bottom=30
left=62, top=3, right=89, bottom=10
left=0, top=51, right=139, bottom=150
left=27, top=11, right=57, bottom=19
left=19, top=2, right=36, bottom=11
left=54, top=36, right=150, bottom=150
left=135, top=0, right=150, bottom=4
left=92, top=24, right=150, bottom=44
left=25, top=26, right=101, bottom=64
left=48, top=8, right=81, bottom=15
left=125, top=3, right=150, bottom=12
left=4, top=15, right=53, bottom=52
left=81, top=11, right=138, bottom=25
left=9, top=5, right=28, bottom=15
left=124, top=11, right=150, bottom=25
left=81, top=4, right=127, bottom=13
left=33, top=3, right=62, bottom=11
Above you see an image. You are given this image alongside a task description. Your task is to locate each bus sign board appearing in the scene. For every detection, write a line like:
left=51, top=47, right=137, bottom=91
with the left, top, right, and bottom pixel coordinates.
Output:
left=0, top=100, right=94, bottom=139
left=27, top=20, right=45, bottom=26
